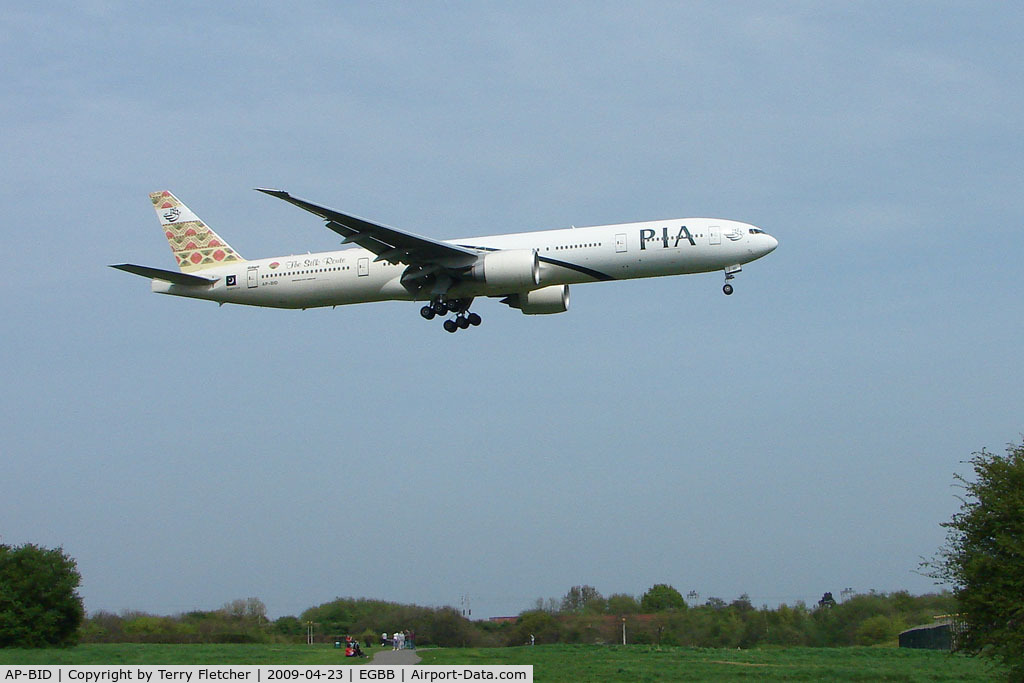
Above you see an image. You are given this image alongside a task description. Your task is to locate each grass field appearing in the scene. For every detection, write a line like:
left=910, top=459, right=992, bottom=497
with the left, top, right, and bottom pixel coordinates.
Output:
left=0, top=643, right=1004, bottom=681
left=421, top=644, right=1004, bottom=681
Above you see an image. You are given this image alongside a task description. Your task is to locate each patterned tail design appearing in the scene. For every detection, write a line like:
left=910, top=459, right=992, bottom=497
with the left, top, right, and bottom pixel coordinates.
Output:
left=151, top=191, right=245, bottom=272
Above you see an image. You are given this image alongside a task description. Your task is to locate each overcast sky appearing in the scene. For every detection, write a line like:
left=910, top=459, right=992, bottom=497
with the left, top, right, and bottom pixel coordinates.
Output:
left=2, top=2, right=1022, bottom=620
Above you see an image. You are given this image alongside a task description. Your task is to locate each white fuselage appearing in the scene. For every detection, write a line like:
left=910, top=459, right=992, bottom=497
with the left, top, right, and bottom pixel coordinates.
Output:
left=152, top=217, right=777, bottom=308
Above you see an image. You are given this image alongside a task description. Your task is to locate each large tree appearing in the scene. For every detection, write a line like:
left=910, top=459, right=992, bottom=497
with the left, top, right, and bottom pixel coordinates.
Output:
left=560, top=585, right=605, bottom=613
left=640, top=584, right=686, bottom=612
left=0, top=543, right=85, bottom=647
left=607, top=593, right=641, bottom=615
left=928, top=442, right=1024, bottom=677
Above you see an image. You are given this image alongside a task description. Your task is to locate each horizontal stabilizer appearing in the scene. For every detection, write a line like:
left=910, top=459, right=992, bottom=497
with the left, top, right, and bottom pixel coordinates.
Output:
left=110, top=264, right=219, bottom=286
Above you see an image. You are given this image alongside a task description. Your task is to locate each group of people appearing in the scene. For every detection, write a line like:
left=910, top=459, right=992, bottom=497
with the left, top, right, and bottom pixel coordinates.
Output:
left=342, top=636, right=366, bottom=658
left=381, top=629, right=416, bottom=650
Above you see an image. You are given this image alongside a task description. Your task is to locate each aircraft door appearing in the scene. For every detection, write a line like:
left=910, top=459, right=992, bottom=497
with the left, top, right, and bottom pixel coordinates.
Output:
left=357, top=257, right=370, bottom=277
left=709, top=225, right=721, bottom=245
left=247, top=266, right=259, bottom=288
left=615, top=233, right=627, bottom=253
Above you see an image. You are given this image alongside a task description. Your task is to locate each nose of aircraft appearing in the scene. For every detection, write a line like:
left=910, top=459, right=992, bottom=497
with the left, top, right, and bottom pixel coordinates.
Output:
left=749, top=226, right=778, bottom=258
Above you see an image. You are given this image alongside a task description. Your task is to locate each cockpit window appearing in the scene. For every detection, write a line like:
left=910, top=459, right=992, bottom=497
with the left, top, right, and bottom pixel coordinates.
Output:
left=749, top=228, right=765, bottom=234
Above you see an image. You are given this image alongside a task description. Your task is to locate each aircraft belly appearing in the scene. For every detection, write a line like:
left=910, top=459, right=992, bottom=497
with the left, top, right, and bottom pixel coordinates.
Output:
left=634, top=243, right=748, bottom=277
left=156, top=266, right=411, bottom=309
left=266, top=271, right=408, bottom=308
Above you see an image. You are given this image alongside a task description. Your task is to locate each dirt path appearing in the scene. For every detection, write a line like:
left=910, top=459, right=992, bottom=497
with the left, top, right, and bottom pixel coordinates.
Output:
left=368, top=648, right=421, bottom=665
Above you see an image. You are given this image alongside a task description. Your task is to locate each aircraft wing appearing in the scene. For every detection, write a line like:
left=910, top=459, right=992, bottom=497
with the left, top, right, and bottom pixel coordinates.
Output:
left=110, top=264, right=218, bottom=286
left=256, top=188, right=479, bottom=269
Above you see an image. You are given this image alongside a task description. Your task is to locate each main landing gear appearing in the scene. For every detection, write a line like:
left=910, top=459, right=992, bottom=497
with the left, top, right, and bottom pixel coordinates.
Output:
left=419, top=297, right=482, bottom=333
left=722, top=264, right=742, bottom=295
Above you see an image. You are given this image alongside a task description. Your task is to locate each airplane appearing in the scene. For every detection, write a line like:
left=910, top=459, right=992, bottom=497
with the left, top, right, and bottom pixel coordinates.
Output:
left=112, top=189, right=778, bottom=332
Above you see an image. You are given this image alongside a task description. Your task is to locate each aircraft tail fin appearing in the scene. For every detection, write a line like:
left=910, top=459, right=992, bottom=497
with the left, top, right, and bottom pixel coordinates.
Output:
left=150, top=191, right=245, bottom=272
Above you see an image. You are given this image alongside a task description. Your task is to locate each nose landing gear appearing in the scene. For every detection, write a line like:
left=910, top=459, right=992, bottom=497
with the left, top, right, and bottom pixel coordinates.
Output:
left=723, top=264, right=742, bottom=295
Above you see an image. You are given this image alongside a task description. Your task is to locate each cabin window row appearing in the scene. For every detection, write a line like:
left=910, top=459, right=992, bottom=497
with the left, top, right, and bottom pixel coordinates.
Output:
left=262, top=266, right=351, bottom=278
left=550, top=242, right=602, bottom=251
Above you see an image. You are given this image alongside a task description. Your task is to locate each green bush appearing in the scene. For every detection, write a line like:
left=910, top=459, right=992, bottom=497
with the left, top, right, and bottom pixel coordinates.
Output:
left=0, top=543, right=84, bottom=648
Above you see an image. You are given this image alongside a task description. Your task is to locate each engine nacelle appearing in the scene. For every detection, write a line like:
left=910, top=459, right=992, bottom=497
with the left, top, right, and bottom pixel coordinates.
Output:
left=504, top=285, right=570, bottom=315
left=467, top=249, right=540, bottom=290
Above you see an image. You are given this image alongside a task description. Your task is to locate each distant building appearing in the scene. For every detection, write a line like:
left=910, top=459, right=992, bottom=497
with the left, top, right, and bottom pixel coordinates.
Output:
left=898, top=621, right=952, bottom=650
left=488, top=616, right=518, bottom=624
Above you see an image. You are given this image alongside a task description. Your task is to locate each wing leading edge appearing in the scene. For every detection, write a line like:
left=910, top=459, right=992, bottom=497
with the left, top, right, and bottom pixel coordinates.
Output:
left=255, top=188, right=479, bottom=269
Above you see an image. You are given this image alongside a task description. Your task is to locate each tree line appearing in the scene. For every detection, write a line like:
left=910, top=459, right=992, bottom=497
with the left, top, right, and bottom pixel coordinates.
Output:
left=67, top=588, right=955, bottom=650
left=81, top=597, right=482, bottom=648
left=510, top=586, right=956, bottom=649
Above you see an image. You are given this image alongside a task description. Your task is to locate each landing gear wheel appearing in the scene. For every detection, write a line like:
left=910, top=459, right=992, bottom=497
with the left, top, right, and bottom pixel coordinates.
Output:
left=420, top=305, right=436, bottom=320
left=443, top=319, right=458, bottom=333
left=433, top=300, right=449, bottom=315
left=457, top=315, right=470, bottom=330
left=467, top=312, right=482, bottom=326
left=723, top=284, right=734, bottom=295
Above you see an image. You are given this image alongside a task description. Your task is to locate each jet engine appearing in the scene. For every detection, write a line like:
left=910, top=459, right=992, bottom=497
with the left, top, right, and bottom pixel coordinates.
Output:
left=503, top=285, right=570, bottom=315
left=467, top=249, right=540, bottom=290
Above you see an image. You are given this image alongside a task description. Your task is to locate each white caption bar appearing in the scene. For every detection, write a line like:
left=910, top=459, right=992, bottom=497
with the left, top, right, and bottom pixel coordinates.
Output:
left=0, top=666, right=532, bottom=683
